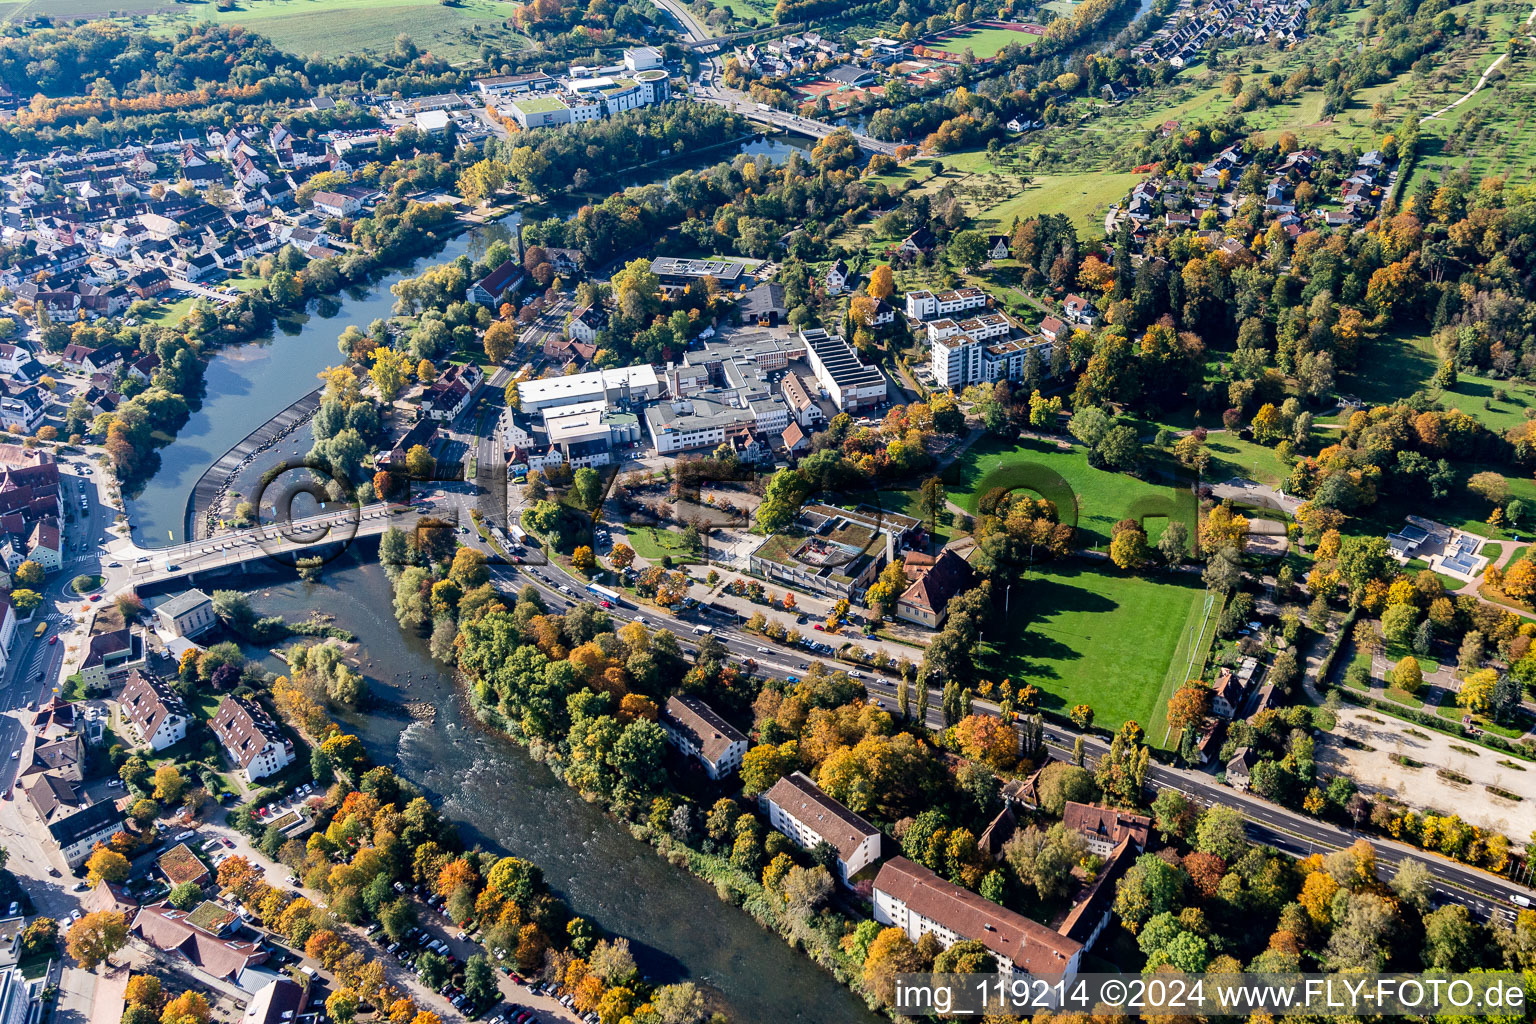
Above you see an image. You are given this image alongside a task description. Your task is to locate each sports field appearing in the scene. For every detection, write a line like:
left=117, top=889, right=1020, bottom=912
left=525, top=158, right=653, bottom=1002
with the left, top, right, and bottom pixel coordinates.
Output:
left=981, top=562, right=1208, bottom=735
left=944, top=436, right=1198, bottom=550
left=919, top=21, right=1042, bottom=59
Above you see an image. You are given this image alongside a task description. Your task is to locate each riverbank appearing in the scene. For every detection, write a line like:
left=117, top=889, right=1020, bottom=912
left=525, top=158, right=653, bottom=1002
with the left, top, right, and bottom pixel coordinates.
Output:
left=187, top=385, right=324, bottom=540
left=238, top=555, right=884, bottom=1023
left=458, top=681, right=887, bottom=1016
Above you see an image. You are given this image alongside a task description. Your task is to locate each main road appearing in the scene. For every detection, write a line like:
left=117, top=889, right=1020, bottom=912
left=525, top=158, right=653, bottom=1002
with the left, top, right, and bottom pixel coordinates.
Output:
left=488, top=543, right=1536, bottom=926
left=650, top=0, right=902, bottom=155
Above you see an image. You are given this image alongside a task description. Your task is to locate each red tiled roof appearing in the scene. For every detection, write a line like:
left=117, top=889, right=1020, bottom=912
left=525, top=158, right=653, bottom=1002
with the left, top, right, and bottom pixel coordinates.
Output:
left=874, top=857, right=1082, bottom=971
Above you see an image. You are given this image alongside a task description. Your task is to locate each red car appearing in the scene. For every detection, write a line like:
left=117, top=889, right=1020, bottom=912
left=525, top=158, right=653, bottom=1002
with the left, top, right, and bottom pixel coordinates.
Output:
left=88, top=594, right=101, bottom=602
left=813, top=623, right=825, bottom=631
left=48, top=636, right=57, bottom=645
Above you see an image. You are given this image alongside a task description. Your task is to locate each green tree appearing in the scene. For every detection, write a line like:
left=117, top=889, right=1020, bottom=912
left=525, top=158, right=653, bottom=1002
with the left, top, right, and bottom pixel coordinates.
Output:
left=948, top=230, right=988, bottom=272
left=1381, top=603, right=1418, bottom=648
left=168, top=882, right=203, bottom=910
left=463, top=954, right=497, bottom=1005
left=572, top=467, right=605, bottom=511
left=1194, top=805, right=1249, bottom=862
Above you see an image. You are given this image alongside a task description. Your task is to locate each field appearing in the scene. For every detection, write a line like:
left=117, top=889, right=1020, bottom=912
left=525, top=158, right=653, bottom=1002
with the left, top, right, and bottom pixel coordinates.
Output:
left=919, top=22, right=1042, bottom=60
left=981, top=561, right=1207, bottom=734
left=1338, top=330, right=1536, bottom=432
left=854, top=150, right=1140, bottom=242
left=984, top=0, right=1536, bottom=196
left=134, top=0, right=526, bottom=60
left=943, top=435, right=1198, bottom=549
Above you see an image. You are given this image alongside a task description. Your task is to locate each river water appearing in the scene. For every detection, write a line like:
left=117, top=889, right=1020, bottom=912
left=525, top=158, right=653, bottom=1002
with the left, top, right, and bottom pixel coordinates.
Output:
left=238, top=552, right=882, bottom=1024
left=125, top=132, right=819, bottom=546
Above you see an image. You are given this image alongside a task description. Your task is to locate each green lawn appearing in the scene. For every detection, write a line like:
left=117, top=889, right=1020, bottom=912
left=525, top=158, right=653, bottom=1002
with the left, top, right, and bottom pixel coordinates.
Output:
left=1201, top=435, right=1296, bottom=488
left=981, top=562, right=1207, bottom=734
left=943, top=435, right=1198, bottom=549
left=1340, top=330, right=1536, bottom=432
left=857, top=153, right=1140, bottom=237
left=625, top=525, right=704, bottom=565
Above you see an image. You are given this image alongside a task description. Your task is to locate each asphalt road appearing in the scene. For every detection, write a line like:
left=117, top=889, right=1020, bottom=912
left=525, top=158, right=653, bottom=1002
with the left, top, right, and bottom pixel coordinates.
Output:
left=649, top=0, right=900, bottom=155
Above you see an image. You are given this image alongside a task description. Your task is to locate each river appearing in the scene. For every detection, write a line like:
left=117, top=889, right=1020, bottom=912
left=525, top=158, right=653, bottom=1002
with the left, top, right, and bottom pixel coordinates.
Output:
left=237, top=552, right=883, bottom=1024
left=124, top=132, right=820, bottom=546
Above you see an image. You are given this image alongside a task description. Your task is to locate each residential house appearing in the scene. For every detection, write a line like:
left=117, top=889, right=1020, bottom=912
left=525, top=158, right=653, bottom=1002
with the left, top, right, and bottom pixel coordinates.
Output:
left=1211, top=666, right=1246, bottom=718
left=825, top=259, right=852, bottom=295
left=118, top=669, right=189, bottom=751
left=48, top=799, right=123, bottom=868
left=25, top=774, right=84, bottom=825
left=242, top=979, right=306, bottom=1024
left=79, top=629, right=145, bottom=691
left=60, top=344, right=124, bottom=374
left=1000, top=757, right=1054, bottom=811
left=25, top=520, right=60, bottom=572
left=310, top=190, right=362, bottom=218
left=894, top=548, right=976, bottom=629
left=660, top=696, right=748, bottom=779
left=1055, top=836, right=1138, bottom=952
left=761, top=771, right=882, bottom=884
left=896, top=226, right=937, bottom=260
left=1061, top=801, right=1151, bottom=856
left=978, top=804, right=1018, bottom=860
left=986, top=234, right=1010, bottom=260
left=1226, top=746, right=1257, bottom=790
left=1037, top=315, right=1066, bottom=343
left=567, top=304, right=609, bottom=345
left=1062, top=293, right=1099, bottom=325
left=0, top=384, right=46, bottom=434
left=211, top=696, right=294, bottom=782
left=781, top=422, right=809, bottom=457
left=18, top=732, right=84, bottom=784
left=421, top=363, right=484, bottom=422
left=375, top=419, right=437, bottom=472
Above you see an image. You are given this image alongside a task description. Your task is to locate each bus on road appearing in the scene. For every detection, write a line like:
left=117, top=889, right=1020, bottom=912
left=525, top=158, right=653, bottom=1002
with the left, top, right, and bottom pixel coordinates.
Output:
left=587, top=583, right=622, bottom=607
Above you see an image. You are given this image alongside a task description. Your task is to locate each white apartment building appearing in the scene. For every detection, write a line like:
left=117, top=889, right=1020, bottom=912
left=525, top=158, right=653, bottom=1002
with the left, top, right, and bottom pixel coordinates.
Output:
left=874, top=857, right=1084, bottom=981
left=660, top=696, right=748, bottom=779
left=761, top=772, right=882, bottom=884
left=905, top=286, right=988, bottom=321
left=928, top=308, right=1052, bottom=390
